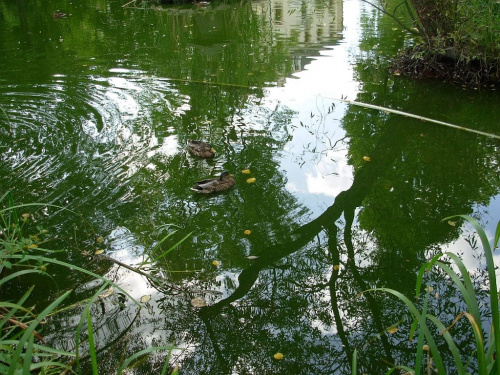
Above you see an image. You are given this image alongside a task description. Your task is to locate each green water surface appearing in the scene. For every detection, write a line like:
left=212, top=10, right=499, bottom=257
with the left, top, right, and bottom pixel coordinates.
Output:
left=1, top=0, right=499, bottom=373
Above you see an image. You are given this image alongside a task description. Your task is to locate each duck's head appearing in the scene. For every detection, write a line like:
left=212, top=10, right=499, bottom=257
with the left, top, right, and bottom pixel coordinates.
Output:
left=219, top=171, right=232, bottom=181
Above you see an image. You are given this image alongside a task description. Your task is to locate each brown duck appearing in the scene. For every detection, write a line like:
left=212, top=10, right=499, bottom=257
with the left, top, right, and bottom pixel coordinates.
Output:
left=191, top=171, right=235, bottom=194
left=187, top=140, right=215, bottom=158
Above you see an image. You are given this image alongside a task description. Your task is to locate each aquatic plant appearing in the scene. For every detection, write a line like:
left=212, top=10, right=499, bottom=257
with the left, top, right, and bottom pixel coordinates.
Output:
left=0, top=192, right=179, bottom=374
left=362, top=0, right=500, bottom=86
left=359, top=215, right=500, bottom=374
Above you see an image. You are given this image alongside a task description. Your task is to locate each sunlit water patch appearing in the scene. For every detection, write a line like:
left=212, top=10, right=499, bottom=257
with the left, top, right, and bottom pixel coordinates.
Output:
left=0, top=69, right=189, bottom=217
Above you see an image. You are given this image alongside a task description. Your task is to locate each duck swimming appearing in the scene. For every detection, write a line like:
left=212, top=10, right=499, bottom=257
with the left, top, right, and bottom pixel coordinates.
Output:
left=187, top=140, right=216, bottom=158
left=191, top=171, right=235, bottom=194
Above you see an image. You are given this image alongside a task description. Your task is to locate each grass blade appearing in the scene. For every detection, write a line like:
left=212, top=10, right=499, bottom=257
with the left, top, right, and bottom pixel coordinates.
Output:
left=149, top=232, right=192, bottom=264
left=444, top=215, right=500, bottom=375
left=367, top=288, right=446, bottom=374
left=351, top=348, right=357, bottom=375
left=427, top=315, right=466, bottom=374
left=117, top=346, right=176, bottom=374
left=8, top=290, right=72, bottom=375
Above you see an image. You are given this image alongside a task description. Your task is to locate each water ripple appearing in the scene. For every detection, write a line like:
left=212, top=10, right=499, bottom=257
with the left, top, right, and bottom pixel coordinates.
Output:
left=0, top=70, right=187, bottom=223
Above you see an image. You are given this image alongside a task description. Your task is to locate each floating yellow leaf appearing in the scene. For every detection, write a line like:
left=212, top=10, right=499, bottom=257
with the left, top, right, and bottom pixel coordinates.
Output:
left=354, top=292, right=363, bottom=299
left=212, top=260, right=220, bottom=267
left=447, top=220, right=456, bottom=227
left=191, top=297, right=207, bottom=308
left=387, top=327, right=398, bottom=334
left=244, top=229, right=251, bottom=235
left=273, top=352, right=284, bottom=360
left=99, top=287, right=114, bottom=299
left=241, top=169, right=251, bottom=174
left=333, top=265, right=340, bottom=271
left=96, top=236, right=104, bottom=243
left=140, top=295, right=152, bottom=303
left=246, top=177, right=256, bottom=184
left=94, top=249, right=104, bottom=255
left=363, top=156, right=371, bottom=161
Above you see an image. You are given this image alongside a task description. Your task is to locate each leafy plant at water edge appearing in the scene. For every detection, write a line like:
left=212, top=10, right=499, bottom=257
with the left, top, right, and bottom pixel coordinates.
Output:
left=0, top=193, right=180, bottom=373
left=360, top=215, right=500, bottom=374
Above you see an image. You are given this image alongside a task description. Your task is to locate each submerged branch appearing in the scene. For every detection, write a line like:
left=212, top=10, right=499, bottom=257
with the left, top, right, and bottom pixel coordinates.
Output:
left=330, top=97, right=500, bottom=140
left=95, top=254, right=183, bottom=292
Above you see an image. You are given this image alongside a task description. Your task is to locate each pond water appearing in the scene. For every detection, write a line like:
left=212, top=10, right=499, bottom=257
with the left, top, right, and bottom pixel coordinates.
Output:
left=1, top=0, right=500, bottom=373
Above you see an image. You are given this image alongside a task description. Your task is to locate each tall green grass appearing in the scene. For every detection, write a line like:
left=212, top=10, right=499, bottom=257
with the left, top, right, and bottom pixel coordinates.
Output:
left=359, top=215, right=500, bottom=374
left=0, top=192, right=179, bottom=373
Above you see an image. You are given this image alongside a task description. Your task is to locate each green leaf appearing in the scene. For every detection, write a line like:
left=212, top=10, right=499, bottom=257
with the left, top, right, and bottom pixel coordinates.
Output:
left=117, top=346, right=176, bottom=374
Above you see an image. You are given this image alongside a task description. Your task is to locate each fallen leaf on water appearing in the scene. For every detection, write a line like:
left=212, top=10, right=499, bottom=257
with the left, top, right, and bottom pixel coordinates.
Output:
left=244, top=229, right=251, bottom=235
left=363, top=156, right=371, bottom=161
left=99, top=287, right=114, bottom=299
left=140, top=295, right=152, bottom=303
left=247, top=255, right=259, bottom=260
left=246, top=177, right=256, bottom=183
left=273, top=352, right=284, bottom=360
left=96, top=236, right=104, bottom=243
left=94, top=249, right=104, bottom=255
left=191, top=297, right=207, bottom=308
left=387, top=327, right=398, bottom=334
left=447, top=220, right=456, bottom=227
left=212, top=260, right=220, bottom=267
left=241, top=169, right=251, bottom=174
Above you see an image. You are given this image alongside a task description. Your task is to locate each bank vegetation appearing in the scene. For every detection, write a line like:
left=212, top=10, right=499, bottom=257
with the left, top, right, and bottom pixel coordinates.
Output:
left=367, top=0, right=500, bottom=87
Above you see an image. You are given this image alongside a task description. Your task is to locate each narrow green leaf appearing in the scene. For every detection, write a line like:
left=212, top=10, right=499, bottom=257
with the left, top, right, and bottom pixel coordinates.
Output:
left=351, top=348, right=357, bottom=375
left=150, top=232, right=191, bottom=263
left=23, top=335, right=34, bottom=374
left=87, top=305, right=98, bottom=375
left=447, top=215, right=500, bottom=375
left=8, top=254, right=139, bottom=308
left=8, top=290, right=72, bottom=375
left=494, top=220, right=500, bottom=249
left=427, top=315, right=466, bottom=375
left=367, top=288, right=446, bottom=374
left=414, top=290, right=430, bottom=374
left=117, top=346, right=176, bottom=374
left=0, top=269, right=42, bottom=286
